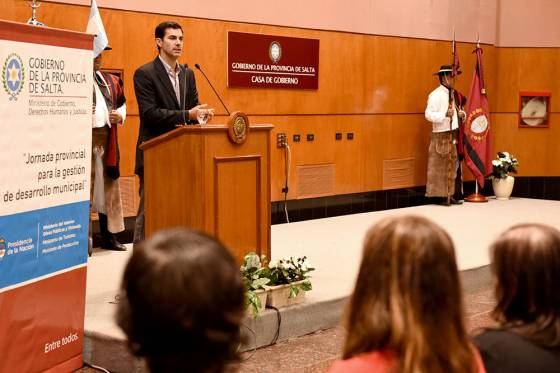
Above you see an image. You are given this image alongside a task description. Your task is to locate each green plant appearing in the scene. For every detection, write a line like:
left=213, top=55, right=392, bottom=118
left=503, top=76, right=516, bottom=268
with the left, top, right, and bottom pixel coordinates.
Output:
left=240, top=252, right=270, bottom=317
left=268, top=256, right=314, bottom=299
left=491, top=151, right=519, bottom=179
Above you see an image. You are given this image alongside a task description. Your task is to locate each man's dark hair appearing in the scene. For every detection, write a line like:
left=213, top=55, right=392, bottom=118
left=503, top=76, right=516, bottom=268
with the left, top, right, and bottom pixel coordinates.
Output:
left=116, top=229, right=245, bottom=373
left=155, top=21, right=183, bottom=52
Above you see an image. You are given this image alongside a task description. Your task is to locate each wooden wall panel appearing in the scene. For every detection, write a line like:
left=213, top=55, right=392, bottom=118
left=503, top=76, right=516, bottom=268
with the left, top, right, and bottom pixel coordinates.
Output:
left=2, top=0, right=558, bottom=206
left=255, top=114, right=432, bottom=201
left=491, top=113, right=560, bottom=176
left=493, top=48, right=560, bottom=112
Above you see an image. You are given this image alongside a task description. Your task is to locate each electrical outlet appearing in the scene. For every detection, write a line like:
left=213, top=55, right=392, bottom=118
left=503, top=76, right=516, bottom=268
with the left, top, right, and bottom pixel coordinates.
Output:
left=335, top=132, right=342, bottom=140
left=277, top=133, right=287, bottom=148
left=347, top=132, right=354, bottom=140
left=306, top=134, right=314, bottom=141
left=293, top=134, right=301, bottom=142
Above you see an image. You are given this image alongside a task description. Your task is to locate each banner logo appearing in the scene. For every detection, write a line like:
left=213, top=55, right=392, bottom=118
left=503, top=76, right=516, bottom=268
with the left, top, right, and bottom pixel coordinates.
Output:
left=269, top=41, right=282, bottom=64
left=3, top=53, right=25, bottom=101
left=0, top=237, right=5, bottom=259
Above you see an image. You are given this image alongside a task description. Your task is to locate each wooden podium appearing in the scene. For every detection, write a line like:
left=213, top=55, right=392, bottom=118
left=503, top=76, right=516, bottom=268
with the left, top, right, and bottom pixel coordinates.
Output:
left=140, top=123, right=273, bottom=262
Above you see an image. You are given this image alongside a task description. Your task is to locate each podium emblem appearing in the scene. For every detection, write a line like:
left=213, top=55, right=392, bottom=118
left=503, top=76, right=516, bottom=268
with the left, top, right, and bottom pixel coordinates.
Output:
left=269, top=41, right=282, bottom=64
left=3, top=53, right=25, bottom=101
left=227, top=111, right=250, bottom=144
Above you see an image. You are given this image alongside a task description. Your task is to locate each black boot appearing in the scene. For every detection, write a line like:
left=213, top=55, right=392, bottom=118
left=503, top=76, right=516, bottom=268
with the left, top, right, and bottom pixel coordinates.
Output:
left=99, top=213, right=126, bottom=251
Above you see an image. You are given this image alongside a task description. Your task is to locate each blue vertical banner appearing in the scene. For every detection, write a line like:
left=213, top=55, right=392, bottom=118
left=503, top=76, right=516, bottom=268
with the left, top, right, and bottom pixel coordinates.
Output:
left=0, top=19, right=93, bottom=373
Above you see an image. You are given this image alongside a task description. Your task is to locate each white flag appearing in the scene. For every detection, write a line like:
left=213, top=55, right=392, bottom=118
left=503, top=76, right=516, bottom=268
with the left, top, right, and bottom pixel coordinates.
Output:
left=86, top=0, right=108, bottom=57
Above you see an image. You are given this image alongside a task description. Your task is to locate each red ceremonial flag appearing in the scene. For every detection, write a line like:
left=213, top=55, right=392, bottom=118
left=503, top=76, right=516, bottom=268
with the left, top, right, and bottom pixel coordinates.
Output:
left=463, top=46, right=492, bottom=188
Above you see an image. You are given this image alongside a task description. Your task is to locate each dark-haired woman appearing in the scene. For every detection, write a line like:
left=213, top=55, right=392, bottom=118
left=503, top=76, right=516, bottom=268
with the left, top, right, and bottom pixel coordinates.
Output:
left=116, top=229, right=244, bottom=373
left=474, top=223, right=560, bottom=373
left=329, top=215, right=485, bottom=373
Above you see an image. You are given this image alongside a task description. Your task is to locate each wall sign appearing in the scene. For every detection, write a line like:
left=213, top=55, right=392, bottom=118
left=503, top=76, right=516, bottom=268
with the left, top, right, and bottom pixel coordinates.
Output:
left=227, top=31, right=319, bottom=89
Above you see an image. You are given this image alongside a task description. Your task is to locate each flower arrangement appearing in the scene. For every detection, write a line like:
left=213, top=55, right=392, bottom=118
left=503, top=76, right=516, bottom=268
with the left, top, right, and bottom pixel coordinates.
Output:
left=240, top=252, right=270, bottom=317
left=268, top=256, right=314, bottom=299
left=491, top=152, right=519, bottom=179
left=240, top=253, right=315, bottom=316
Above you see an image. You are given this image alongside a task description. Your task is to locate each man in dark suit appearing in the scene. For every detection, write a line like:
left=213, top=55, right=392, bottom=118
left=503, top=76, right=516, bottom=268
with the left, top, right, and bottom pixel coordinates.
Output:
left=133, top=21, right=213, bottom=244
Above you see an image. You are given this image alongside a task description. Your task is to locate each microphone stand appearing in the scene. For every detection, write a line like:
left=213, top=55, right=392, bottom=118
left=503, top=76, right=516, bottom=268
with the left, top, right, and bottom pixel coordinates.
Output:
left=194, top=63, right=230, bottom=115
left=194, top=63, right=249, bottom=144
left=182, top=64, right=188, bottom=125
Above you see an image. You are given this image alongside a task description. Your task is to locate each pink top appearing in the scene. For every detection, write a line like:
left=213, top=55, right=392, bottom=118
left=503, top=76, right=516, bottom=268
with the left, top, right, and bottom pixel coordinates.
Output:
left=328, top=349, right=486, bottom=373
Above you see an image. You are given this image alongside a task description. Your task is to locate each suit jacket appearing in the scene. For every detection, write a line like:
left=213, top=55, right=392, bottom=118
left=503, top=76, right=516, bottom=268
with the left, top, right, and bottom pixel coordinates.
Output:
left=133, top=57, right=199, bottom=176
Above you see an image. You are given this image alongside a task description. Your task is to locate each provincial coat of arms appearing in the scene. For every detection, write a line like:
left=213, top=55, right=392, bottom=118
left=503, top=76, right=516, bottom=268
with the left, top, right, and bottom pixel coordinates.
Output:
left=227, top=111, right=249, bottom=144
left=269, top=41, right=282, bottom=64
left=3, top=53, right=25, bottom=101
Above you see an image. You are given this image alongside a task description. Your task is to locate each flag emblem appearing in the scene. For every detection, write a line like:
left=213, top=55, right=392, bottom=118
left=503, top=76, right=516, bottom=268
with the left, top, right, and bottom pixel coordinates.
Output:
left=2, top=53, right=25, bottom=101
left=470, top=113, right=489, bottom=134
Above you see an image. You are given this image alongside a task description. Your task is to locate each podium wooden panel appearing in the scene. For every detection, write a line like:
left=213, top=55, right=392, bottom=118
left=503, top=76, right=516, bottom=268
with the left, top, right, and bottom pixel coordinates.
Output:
left=140, top=124, right=273, bottom=262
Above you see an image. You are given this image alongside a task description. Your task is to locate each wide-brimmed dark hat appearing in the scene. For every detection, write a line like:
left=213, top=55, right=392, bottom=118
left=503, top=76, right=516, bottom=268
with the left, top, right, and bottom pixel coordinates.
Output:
left=433, top=64, right=461, bottom=75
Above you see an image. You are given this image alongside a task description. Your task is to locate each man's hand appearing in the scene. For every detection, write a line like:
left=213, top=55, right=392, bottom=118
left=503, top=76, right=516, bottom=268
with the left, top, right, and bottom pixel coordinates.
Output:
left=188, top=104, right=216, bottom=123
left=109, top=110, right=122, bottom=125
left=188, top=104, right=207, bottom=121
left=458, top=110, right=466, bottom=121
left=206, top=108, right=215, bottom=122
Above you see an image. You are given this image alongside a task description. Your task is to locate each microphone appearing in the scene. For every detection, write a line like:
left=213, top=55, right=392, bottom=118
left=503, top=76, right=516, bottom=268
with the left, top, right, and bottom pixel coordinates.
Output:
left=181, top=63, right=188, bottom=125
left=194, top=63, right=230, bottom=116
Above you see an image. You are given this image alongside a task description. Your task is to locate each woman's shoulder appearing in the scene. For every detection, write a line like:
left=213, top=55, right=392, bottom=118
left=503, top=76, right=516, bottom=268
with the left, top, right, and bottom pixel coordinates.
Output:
left=327, top=350, right=396, bottom=373
left=474, top=329, right=560, bottom=373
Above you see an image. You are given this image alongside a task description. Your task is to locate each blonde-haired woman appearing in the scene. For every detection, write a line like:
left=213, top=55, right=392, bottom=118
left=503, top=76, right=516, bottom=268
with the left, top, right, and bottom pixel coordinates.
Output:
left=329, top=215, right=485, bottom=373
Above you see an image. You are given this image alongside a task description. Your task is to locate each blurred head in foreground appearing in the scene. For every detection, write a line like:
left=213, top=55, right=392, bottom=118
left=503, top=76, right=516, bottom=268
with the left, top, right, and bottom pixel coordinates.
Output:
left=343, top=215, right=477, bottom=373
left=116, top=229, right=244, bottom=373
left=490, top=223, right=560, bottom=347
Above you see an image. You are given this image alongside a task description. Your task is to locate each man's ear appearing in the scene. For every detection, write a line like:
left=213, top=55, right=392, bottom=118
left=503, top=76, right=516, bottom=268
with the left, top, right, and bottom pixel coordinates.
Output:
left=156, top=38, right=162, bottom=48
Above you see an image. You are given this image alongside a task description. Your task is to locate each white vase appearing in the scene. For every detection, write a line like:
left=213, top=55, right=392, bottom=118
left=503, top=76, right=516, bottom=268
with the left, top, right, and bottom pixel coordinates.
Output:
left=492, top=176, right=515, bottom=200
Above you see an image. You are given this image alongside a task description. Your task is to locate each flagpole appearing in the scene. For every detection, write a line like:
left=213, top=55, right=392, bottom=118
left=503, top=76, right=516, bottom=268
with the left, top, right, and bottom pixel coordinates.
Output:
left=445, top=28, right=456, bottom=206
left=464, top=35, right=489, bottom=203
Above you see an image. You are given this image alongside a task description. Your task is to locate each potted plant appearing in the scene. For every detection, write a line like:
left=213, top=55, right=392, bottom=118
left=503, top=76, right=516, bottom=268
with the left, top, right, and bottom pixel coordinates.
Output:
left=266, top=256, right=314, bottom=308
left=240, top=252, right=271, bottom=317
left=491, top=151, right=519, bottom=200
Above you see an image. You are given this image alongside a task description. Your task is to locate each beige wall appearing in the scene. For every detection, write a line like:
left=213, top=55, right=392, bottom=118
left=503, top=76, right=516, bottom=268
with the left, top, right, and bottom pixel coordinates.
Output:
left=43, top=0, right=560, bottom=47
left=44, top=0, right=497, bottom=43
left=496, top=0, right=560, bottom=47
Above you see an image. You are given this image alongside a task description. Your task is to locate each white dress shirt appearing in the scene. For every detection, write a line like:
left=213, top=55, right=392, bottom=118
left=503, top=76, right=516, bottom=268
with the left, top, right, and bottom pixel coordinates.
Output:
left=92, top=71, right=126, bottom=128
left=425, top=84, right=459, bottom=133
left=158, top=55, right=181, bottom=104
